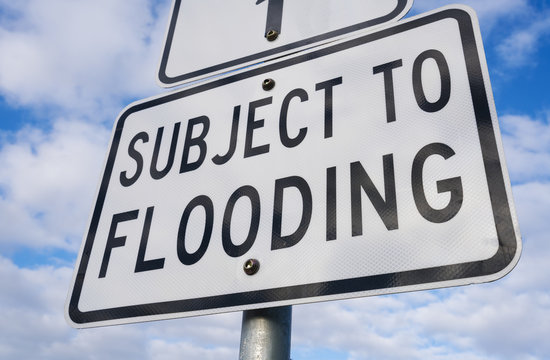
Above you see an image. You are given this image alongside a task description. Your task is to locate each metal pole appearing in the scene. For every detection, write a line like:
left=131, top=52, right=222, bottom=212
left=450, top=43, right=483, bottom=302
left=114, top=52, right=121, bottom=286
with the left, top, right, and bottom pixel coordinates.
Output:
left=239, top=306, right=292, bottom=360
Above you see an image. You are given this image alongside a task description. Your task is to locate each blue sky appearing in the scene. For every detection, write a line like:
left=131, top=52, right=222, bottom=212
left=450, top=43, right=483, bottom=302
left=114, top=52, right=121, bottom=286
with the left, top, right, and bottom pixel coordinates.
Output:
left=1, top=0, right=550, bottom=359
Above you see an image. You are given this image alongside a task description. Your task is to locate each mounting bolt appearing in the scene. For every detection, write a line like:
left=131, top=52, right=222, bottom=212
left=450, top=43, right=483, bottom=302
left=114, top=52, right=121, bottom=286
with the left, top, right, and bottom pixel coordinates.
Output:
left=262, top=78, right=275, bottom=91
left=266, top=29, right=279, bottom=41
left=243, top=259, right=260, bottom=276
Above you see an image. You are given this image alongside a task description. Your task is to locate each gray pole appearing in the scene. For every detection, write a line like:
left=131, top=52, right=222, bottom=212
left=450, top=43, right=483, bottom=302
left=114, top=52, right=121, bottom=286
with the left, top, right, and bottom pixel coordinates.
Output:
left=239, top=306, right=292, bottom=360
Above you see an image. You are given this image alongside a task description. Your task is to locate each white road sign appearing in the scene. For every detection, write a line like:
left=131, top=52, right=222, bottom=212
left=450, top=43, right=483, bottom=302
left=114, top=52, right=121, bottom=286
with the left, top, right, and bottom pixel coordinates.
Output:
left=67, top=6, right=521, bottom=328
left=158, top=0, right=414, bottom=87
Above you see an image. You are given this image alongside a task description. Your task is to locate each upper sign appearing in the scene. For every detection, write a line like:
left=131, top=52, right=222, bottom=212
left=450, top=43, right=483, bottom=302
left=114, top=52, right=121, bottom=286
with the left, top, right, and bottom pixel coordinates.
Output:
left=158, top=0, right=414, bottom=87
left=67, top=6, right=521, bottom=328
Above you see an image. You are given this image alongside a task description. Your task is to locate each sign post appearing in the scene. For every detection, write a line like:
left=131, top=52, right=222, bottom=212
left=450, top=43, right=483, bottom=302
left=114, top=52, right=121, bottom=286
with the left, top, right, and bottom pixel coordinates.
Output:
left=239, top=306, right=292, bottom=360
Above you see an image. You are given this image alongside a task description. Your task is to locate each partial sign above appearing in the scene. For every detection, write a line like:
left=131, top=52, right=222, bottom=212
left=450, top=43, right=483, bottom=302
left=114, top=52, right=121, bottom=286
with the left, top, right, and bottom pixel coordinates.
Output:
left=158, top=0, right=414, bottom=87
left=67, top=6, right=521, bottom=328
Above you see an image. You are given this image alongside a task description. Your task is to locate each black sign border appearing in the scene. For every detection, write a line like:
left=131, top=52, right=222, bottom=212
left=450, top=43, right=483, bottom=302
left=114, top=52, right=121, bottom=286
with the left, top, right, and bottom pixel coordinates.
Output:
left=158, top=0, right=412, bottom=86
left=69, top=8, right=519, bottom=325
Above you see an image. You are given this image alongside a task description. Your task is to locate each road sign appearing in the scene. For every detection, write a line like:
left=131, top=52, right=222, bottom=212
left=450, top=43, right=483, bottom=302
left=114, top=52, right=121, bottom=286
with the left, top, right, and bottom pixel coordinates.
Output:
left=67, top=5, right=521, bottom=328
left=158, top=0, right=414, bottom=87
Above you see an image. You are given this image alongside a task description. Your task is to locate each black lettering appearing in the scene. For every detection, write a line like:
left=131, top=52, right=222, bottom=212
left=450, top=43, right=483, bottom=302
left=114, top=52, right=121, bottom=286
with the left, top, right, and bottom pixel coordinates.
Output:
left=271, top=176, right=312, bottom=250
left=412, top=143, right=463, bottom=223
left=413, top=49, right=451, bottom=112
left=315, top=77, right=343, bottom=138
left=180, top=116, right=210, bottom=173
left=222, top=186, right=261, bottom=257
left=260, top=0, right=285, bottom=37
left=326, top=166, right=337, bottom=241
left=350, top=156, right=398, bottom=235
left=150, top=123, right=180, bottom=180
left=135, top=206, right=165, bottom=273
left=212, top=106, right=241, bottom=165
left=120, top=132, right=148, bottom=187
left=99, top=210, right=139, bottom=278
left=245, top=97, right=272, bottom=158
left=177, top=195, right=214, bottom=265
left=373, top=60, right=403, bottom=123
left=279, top=88, right=309, bottom=148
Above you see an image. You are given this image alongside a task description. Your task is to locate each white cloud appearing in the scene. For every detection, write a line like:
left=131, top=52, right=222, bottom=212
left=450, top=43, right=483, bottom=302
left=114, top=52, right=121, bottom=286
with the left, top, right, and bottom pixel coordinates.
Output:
left=0, top=256, right=73, bottom=359
left=290, top=251, right=550, bottom=360
left=0, top=0, right=175, bottom=253
left=0, top=0, right=171, bottom=121
left=412, top=0, right=550, bottom=71
left=145, top=312, right=241, bottom=350
left=147, top=340, right=237, bottom=360
left=0, top=255, right=242, bottom=360
left=292, top=290, right=530, bottom=360
left=511, top=182, right=550, bottom=240
left=411, top=0, right=529, bottom=32
left=500, top=114, right=550, bottom=183
left=0, top=118, right=109, bottom=252
left=0, top=0, right=548, bottom=359
left=497, top=14, right=550, bottom=68
left=44, top=326, right=151, bottom=360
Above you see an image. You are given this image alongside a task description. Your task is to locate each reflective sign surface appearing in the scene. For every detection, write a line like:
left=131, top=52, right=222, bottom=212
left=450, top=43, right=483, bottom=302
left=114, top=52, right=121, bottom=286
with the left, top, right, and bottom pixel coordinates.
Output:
left=158, top=0, right=414, bottom=86
left=67, top=6, right=521, bottom=328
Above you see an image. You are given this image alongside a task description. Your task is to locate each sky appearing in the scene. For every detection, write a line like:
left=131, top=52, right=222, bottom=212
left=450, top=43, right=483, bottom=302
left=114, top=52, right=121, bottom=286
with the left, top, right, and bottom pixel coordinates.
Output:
left=0, top=0, right=549, bottom=359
